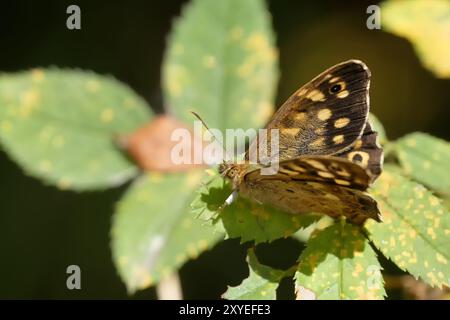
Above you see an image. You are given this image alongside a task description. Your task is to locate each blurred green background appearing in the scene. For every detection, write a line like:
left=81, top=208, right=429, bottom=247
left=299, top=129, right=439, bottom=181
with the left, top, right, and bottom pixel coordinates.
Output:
left=0, top=0, right=449, bottom=299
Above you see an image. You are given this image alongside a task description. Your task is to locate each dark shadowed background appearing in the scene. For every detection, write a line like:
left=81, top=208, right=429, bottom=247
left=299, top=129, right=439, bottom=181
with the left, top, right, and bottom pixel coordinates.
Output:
left=0, top=0, right=448, bottom=299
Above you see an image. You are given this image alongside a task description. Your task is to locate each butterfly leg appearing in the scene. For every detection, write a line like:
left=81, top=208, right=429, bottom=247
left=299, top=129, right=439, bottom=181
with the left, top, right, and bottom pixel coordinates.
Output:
left=224, top=190, right=238, bottom=206
left=216, top=190, right=238, bottom=214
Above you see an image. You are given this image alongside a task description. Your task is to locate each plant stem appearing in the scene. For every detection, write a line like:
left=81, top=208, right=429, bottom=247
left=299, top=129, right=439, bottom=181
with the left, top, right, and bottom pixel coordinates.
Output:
left=156, top=272, right=183, bottom=300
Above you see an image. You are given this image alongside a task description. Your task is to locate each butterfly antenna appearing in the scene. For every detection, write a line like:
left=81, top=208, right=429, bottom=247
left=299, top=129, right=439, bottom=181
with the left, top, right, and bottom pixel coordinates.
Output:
left=190, top=111, right=219, bottom=142
left=190, top=111, right=231, bottom=161
left=191, top=111, right=211, bottom=131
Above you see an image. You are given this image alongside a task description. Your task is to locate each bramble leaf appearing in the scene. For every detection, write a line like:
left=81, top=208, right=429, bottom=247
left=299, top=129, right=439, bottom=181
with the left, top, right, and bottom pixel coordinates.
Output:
left=223, top=249, right=289, bottom=300
left=223, top=265, right=278, bottom=300
left=163, top=0, right=279, bottom=132
left=295, top=222, right=385, bottom=300
left=0, top=69, right=152, bottom=190
left=191, top=169, right=321, bottom=244
left=381, top=0, right=450, bottom=78
left=366, top=167, right=450, bottom=288
left=395, top=132, right=450, bottom=196
left=111, top=171, right=223, bottom=293
left=221, top=198, right=322, bottom=244
left=191, top=169, right=231, bottom=223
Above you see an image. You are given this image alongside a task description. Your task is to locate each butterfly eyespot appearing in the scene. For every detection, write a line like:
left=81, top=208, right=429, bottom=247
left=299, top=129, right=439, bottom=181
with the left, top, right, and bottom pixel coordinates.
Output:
left=329, top=84, right=342, bottom=94
left=352, top=154, right=363, bottom=162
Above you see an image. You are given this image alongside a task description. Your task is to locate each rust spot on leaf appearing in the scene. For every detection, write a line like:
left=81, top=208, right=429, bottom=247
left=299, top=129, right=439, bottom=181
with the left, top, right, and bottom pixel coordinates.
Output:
left=119, top=115, right=207, bottom=172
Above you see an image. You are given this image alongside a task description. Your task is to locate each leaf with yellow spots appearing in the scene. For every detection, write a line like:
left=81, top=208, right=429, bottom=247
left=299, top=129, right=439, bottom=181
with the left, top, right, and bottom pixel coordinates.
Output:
left=0, top=69, right=152, bottom=190
left=221, top=197, right=325, bottom=244
left=381, top=0, right=450, bottom=78
left=394, top=132, right=450, bottom=196
left=223, top=249, right=291, bottom=300
left=163, top=0, right=278, bottom=132
left=295, top=222, right=386, bottom=300
left=366, top=167, right=450, bottom=288
left=191, top=169, right=321, bottom=243
left=291, top=216, right=334, bottom=243
left=194, top=174, right=322, bottom=244
left=111, top=171, right=223, bottom=293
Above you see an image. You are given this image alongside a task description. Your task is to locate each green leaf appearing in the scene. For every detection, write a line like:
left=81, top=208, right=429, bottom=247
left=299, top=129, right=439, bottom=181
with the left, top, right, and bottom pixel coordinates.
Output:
left=381, top=0, right=450, bottom=78
left=366, top=167, right=450, bottom=288
left=191, top=169, right=231, bottom=223
left=0, top=69, right=152, bottom=191
left=295, top=222, right=385, bottom=300
left=223, top=249, right=288, bottom=300
left=395, top=132, right=450, bottom=196
left=291, top=216, right=334, bottom=243
left=163, top=0, right=279, bottom=132
left=222, top=198, right=321, bottom=244
left=111, top=171, right=223, bottom=293
left=223, top=266, right=278, bottom=300
left=192, top=172, right=321, bottom=244
left=247, top=248, right=295, bottom=281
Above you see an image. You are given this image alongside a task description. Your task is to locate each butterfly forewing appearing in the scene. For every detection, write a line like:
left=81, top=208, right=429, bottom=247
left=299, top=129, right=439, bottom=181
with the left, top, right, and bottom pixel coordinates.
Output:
left=246, top=60, right=371, bottom=163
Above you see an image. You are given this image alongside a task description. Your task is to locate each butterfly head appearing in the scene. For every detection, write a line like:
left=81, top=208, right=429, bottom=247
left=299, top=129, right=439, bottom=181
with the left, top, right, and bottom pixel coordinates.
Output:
left=218, top=161, right=243, bottom=186
left=218, top=161, right=237, bottom=178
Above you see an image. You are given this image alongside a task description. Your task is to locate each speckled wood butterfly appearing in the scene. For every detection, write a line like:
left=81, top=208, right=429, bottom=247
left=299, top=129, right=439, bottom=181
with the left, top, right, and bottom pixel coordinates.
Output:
left=219, top=60, right=383, bottom=225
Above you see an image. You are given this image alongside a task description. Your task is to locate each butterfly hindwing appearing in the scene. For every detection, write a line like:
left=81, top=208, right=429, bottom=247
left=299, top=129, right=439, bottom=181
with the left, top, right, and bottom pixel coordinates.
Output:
left=336, top=122, right=383, bottom=183
left=240, top=155, right=380, bottom=224
left=246, top=60, right=370, bottom=163
left=240, top=164, right=381, bottom=225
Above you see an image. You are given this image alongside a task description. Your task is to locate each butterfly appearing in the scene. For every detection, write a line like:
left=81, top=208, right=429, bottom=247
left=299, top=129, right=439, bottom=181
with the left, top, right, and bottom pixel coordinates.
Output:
left=217, top=60, right=383, bottom=225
